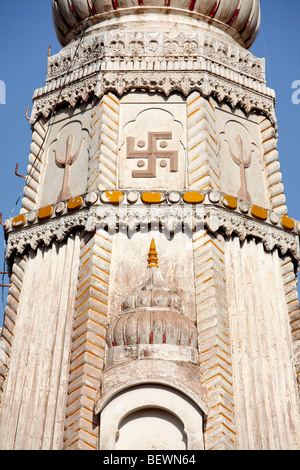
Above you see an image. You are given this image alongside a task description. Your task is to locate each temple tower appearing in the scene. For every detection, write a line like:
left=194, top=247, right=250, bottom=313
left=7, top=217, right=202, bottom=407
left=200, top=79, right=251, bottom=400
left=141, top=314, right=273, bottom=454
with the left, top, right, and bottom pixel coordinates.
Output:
left=1, top=0, right=300, bottom=450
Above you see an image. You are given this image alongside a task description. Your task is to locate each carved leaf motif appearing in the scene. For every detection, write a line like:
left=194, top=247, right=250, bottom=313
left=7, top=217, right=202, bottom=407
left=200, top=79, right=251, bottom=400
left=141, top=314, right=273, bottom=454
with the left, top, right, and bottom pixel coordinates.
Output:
left=206, top=214, right=221, bottom=233
left=57, top=221, right=67, bottom=242
left=128, top=216, right=137, bottom=233
left=85, top=215, right=97, bottom=233
left=265, top=235, right=276, bottom=252
left=30, top=234, right=39, bottom=251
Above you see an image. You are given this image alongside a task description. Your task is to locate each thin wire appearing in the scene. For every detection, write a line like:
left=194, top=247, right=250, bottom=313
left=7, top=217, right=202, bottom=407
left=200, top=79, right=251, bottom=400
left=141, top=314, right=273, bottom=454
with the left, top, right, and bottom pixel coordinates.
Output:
left=260, top=24, right=273, bottom=90
left=2, top=0, right=98, bottom=311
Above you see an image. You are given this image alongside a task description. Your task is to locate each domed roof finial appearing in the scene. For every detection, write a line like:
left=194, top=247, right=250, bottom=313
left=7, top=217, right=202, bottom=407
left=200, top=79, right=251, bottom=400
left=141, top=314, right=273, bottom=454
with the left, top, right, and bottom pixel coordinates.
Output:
left=106, top=237, right=198, bottom=351
left=147, top=238, right=159, bottom=269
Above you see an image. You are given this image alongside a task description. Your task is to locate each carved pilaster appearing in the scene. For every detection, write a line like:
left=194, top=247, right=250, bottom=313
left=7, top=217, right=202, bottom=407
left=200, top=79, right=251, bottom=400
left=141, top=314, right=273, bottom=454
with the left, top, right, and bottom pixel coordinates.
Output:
left=259, top=116, right=287, bottom=215
left=187, top=92, right=219, bottom=191
left=21, top=118, right=47, bottom=213
left=193, top=229, right=236, bottom=449
left=0, top=256, right=27, bottom=401
left=63, top=230, right=112, bottom=450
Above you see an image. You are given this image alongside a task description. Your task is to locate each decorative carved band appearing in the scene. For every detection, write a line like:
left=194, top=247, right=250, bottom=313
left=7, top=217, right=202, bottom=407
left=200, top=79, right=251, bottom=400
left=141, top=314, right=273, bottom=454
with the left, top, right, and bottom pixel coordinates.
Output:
left=47, top=31, right=265, bottom=83
left=32, top=29, right=274, bottom=129
left=0, top=256, right=27, bottom=399
left=5, top=190, right=300, bottom=262
left=30, top=70, right=276, bottom=130
left=89, top=93, right=120, bottom=191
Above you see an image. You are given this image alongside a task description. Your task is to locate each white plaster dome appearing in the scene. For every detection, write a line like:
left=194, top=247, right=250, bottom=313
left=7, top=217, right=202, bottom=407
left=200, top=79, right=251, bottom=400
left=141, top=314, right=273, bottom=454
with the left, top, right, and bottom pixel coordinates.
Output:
left=106, top=240, right=198, bottom=349
left=106, top=308, right=198, bottom=348
left=106, top=270, right=198, bottom=348
left=52, top=0, right=261, bottom=49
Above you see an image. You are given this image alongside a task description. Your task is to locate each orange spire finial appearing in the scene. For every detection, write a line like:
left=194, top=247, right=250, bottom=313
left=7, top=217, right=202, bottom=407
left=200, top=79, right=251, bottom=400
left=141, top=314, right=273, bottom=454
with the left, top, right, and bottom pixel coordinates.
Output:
left=147, top=238, right=159, bottom=268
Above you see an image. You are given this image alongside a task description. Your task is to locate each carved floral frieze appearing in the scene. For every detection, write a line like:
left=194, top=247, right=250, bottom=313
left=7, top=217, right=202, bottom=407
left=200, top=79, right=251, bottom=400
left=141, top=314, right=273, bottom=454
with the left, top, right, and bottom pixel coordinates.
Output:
left=47, top=32, right=265, bottom=82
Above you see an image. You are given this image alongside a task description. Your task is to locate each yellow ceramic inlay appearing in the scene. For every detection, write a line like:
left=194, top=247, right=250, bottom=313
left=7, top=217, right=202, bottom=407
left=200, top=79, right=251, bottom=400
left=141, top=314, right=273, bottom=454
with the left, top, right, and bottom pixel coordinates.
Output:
left=183, top=192, right=205, bottom=204
left=67, top=196, right=83, bottom=211
left=38, top=205, right=54, bottom=220
left=147, top=238, right=159, bottom=268
left=101, top=191, right=124, bottom=204
left=222, top=194, right=237, bottom=209
left=141, top=192, right=164, bottom=204
left=251, top=205, right=268, bottom=221
left=12, top=214, right=26, bottom=228
left=281, top=215, right=295, bottom=230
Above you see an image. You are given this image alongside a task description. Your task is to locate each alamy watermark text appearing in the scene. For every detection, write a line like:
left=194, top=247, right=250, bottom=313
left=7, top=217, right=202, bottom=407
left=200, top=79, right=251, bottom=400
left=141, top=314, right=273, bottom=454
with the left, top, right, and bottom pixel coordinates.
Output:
left=292, top=80, right=300, bottom=105
left=0, top=80, right=6, bottom=105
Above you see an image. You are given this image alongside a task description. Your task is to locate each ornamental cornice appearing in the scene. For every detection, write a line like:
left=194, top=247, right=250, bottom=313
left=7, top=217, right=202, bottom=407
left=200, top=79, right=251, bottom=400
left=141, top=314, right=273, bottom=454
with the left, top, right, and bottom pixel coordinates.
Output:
left=29, top=31, right=276, bottom=127
left=47, top=31, right=265, bottom=83
left=30, top=70, right=276, bottom=129
left=5, top=190, right=300, bottom=262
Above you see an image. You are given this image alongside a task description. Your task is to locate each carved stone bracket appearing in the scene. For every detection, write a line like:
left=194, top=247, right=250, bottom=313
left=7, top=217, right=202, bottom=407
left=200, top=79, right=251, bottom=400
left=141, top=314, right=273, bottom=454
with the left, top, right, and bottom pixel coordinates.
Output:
left=5, top=190, right=300, bottom=262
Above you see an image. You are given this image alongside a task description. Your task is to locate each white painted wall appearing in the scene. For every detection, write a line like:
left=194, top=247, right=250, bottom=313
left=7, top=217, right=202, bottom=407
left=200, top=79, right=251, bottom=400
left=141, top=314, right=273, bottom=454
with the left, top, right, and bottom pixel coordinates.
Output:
left=0, top=234, right=81, bottom=450
left=225, top=236, right=300, bottom=449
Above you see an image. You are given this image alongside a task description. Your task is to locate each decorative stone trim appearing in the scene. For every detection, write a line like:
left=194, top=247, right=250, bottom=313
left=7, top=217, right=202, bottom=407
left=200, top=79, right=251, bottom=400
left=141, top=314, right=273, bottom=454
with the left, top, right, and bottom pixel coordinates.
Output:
left=187, top=92, right=220, bottom=191
left=141, top=192, right=165, bottom=204
left=0, top=255, right=27, bottom=400
left=30, top=30, right=275, bottom=128
left=52, top=4, right=260, bottom=50
left=38, top=205, right=54, bottom=220
left=100, top=191, right=124, bottom=204
left=88, top=93, right=120, bottom=192
left=259, top=116, right=287, bottom=215
left=5, top=190, right=300, bottom=262
left=11, top=215, right=26, bottom=229
left=250, top=205, right=268, bottom=221
left=193, top=229, right=236, bottom=449
left=47, top=30, right=265, bottom=84
left=31, top=75, right=99, bottom=124
left=183, top=192, right=205, bottom=204
left=280, top=254, right=300, bottom=392
left=224, top=236, right=300, bottom=449
left=282, top=215, right=295, bottom=231
left=21, top=118, right=47, bottom=214
left=30, top=70, right=276, bottom=130
left=63, top=230, right=112, bottom=450
left=67, top=196, right=83, bottom=211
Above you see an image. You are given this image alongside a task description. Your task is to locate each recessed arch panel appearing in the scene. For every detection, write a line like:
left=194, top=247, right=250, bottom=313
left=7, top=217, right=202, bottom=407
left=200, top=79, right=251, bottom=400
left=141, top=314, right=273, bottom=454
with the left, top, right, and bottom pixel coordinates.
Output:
left=98, top=383, right=205, bottom=450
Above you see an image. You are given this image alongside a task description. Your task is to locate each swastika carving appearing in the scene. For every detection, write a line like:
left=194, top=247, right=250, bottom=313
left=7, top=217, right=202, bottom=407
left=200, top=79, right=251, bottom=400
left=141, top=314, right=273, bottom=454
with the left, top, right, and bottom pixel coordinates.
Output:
left=126, top=132, right=178, bottom=178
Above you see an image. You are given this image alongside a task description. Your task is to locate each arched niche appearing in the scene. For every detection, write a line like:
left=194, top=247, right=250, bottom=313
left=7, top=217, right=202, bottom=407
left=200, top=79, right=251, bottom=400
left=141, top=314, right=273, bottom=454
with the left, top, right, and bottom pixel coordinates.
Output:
left=116, top=408, right=187, bottom=450
left=97, top=384, right=206, bottom=450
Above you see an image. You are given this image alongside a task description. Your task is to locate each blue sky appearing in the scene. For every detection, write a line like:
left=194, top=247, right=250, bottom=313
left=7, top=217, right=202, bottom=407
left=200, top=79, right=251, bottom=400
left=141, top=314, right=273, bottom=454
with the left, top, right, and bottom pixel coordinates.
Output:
left=0, top=0, right=299, bottom=325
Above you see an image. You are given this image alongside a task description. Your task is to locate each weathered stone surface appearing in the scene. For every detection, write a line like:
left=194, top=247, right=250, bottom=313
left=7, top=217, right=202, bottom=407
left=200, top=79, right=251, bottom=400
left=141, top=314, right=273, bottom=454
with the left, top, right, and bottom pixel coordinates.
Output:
left=1, top=0, right=300, bottom=453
